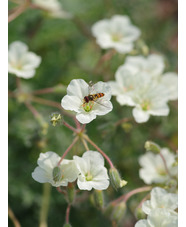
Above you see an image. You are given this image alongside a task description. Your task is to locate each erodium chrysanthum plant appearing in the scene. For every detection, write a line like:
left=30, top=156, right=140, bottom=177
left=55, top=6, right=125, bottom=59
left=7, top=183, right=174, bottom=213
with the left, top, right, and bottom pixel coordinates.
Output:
left=8, top=2, right=178, bottom=226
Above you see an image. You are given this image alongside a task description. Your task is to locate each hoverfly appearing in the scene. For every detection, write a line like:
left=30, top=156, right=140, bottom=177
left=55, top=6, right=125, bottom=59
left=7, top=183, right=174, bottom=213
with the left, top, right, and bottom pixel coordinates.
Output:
left=82, top=81, right=108, bottom=111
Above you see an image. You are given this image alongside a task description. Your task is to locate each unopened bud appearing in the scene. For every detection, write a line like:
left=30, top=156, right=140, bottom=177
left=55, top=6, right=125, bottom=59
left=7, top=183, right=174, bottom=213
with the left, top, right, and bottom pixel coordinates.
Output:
left=135, top=207, right=146, bottom=220
left=109, top=168, right=127, bottom=190
left=63, top=223, right=72, bottom=227
left=111, top=202, right=126, bottom=223
left=144, top=141, right=161, bottom=153
left=67, top=183, right=76, bottom=204
left=91, top=190, right=104, bottom=209
left=103, top=203, right=115, bottom=218
left=50, top=113, right=62, bottom=127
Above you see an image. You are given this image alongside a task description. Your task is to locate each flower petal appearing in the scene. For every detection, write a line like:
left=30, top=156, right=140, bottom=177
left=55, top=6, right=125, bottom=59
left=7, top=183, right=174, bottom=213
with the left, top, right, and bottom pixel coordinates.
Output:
left=61, top=95, right=82, bottom=112
left=76, top=112, right=97, bottom=124
left=66, top=79, right=89, bottom=99
left=132, top=107, right=150, bottom=123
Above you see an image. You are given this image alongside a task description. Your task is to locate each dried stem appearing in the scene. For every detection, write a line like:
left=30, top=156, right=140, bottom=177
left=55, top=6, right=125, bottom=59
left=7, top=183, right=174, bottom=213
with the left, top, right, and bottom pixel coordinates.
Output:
left=58, top=137, right=79, bottom=166
left=56, top=187, right=66, bottom=195
left=112, top=186, right=152, bottom=205
left=8, top=206, right=21, bottom=227
left=83, top=134, right=114, bottom=168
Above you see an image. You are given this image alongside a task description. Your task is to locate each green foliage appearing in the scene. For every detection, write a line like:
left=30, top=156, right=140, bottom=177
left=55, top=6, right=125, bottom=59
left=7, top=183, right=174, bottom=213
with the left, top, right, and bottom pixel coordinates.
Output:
left=9, top=0, right=177, bottom=226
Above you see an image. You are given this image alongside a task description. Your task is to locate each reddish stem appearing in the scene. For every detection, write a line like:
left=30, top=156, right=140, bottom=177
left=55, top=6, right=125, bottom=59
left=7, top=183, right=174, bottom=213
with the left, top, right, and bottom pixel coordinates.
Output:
left=63, top=121, right=78, bottom=133
left=31, top=87, right=54, bottom=95
left=159, top=152, right=172, bottom=177
left=83, top=135, right=114, bottom=168
left=112, top=186, right=152, bottom=205
left=65, top=204, right=71, bottom=224
left=58, top=137, right=79, bottom=166
left=24, top=101, right=40, bottom=118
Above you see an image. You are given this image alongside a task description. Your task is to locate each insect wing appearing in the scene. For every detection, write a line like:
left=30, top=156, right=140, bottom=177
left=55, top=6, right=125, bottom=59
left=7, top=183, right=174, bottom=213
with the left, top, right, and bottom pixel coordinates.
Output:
left=94, top=99, right=111, bottom=110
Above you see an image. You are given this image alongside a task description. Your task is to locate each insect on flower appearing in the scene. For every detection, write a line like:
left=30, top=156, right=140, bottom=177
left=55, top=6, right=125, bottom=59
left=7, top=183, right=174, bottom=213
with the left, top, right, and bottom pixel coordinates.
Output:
left=82, top=81, right=108, bottom=112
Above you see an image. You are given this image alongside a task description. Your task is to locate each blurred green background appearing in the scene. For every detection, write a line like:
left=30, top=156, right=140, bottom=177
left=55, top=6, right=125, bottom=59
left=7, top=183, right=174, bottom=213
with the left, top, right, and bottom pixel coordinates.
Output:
left=8, top=0, right=178, bottom=226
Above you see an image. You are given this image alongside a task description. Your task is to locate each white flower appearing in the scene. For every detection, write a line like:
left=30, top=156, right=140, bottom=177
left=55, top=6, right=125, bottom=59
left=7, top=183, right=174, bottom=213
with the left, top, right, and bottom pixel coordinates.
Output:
left=135, top=208, right=178, bottom=227
left=139, top=148, right=178, bottom=184
left=123, top=54, right=165, bottom=78
left=32, top=0, right=72, bottom=19
left=109, top=66, right=170, bottom=123
left=91, top=15, right=141, bottom=54
left=8, top=41, right=41, bottom=79
left=142, top=187, right=178, bottom=215
left=61, top=79, right=113, bottom=124
left=122, top=54, right=178, bottom=100
left=73, top=151, right=110, bottom=191
left=32, top=151, right=79, bottom=187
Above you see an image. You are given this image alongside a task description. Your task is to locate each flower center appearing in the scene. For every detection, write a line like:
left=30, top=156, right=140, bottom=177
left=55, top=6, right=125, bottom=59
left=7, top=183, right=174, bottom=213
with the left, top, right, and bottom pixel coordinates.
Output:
left=85, top=172, right=93, bottom=181
left=157, top=167, right=167, bottom=176
left=111, top=33, right=122, bottom=42
left=52, top=166, right=64, bottom=183
left=141, top=100, right=151, bottom=111
left=82, top=101, right=94, bottom=112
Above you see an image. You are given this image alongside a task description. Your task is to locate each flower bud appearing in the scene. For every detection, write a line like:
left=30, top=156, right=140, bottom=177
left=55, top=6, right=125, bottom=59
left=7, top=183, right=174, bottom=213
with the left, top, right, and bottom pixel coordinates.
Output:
left=52, top=166, right=62, bottom=183
left=111, top=202, right=126, bottom=223
left=50, top=113, right=62, bottom=127
left=135, top=207, right=146, bottom=220
left=91, top=190, right=104, bottom=209
left=63, top=223, right=72, bottom=227
left=103, top=203, right=115, bottom=218
left=67, top=183, right=76, bottom=204
left=144, top=141, right=161, bottom=153
left=109, top=168, right=127, bottom=190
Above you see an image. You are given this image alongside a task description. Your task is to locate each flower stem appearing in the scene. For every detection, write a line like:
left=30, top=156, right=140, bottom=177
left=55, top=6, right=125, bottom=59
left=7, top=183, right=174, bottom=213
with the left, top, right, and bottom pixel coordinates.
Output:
left=112, top=186, right=152, bottom=205
left=63, top=121, right=78, bottom=133
left=159, top=152, right=172, bottom=177
left=31, top=87, right=55, bottom=95
left=65, top=204, right=71, bottom=224
left=58, top=137, right=79, bottom=166
left=30, top=96, right=74, bottom=118
left=81, top=139, right=90, bottom=151
left=39, top=183, right=51, bottom=227
left=83, top=134, right=114, bottom=168
left=114, top=117, right=133, bottom=127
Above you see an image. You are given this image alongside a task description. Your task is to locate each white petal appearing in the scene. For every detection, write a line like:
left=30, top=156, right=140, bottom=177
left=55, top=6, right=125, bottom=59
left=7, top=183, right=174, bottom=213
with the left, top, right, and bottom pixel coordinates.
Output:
left=77, top=179, right=93, bottom=191
left=8, top=67, right=36, bottom=79
left=37, top=151, right=60, bottom=170
left=61, top=95, right=82, bottom=112
left=161, top=72, right=178, bottom=100
left=135, top=220, right=149, bottom=227
left=76, top=112, right=96, bottom=124
left=66, top=79, right=89, bottom=99
left=21, top=52, right=41, bottom=69
left=89, top=179, right=109, bottom=190
left=107, top=81, right=123, bottom=96
left=132, top=107, right=150, bottom=123
left=92, top=100, right=113, bottom=116
left=116, top=94, right=135, bottom=106
left=82, top=151, right=105, bottom=167
left=61, top=160, right=79, bottom=182
left=32, top=166, right=50, bottom=183
left=149, top=103, right=170, bottom=116
left=73, top=155, right=88, bottom=175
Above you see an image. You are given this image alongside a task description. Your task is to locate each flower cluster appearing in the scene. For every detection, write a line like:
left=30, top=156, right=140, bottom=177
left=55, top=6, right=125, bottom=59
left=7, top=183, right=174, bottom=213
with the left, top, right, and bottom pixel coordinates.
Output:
left=138, top=147, right=177, bottom=185
left=8, top=41, right=41, bottom=79
left=61, top=79, right=113, bottom=124
left=32, top=0, right=72, bottom=19
left=108, top=54, right=178, bottom=123
left=91, top=15, right=141, bottom=54
left=135, top=187, right=178, bottom=227
left=32, top=150, right=110, bottom=191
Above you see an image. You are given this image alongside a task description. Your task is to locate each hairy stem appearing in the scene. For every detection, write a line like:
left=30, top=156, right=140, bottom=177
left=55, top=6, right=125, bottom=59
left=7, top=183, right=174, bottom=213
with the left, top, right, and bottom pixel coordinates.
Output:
left=83, top=134, right=114, bottom=168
